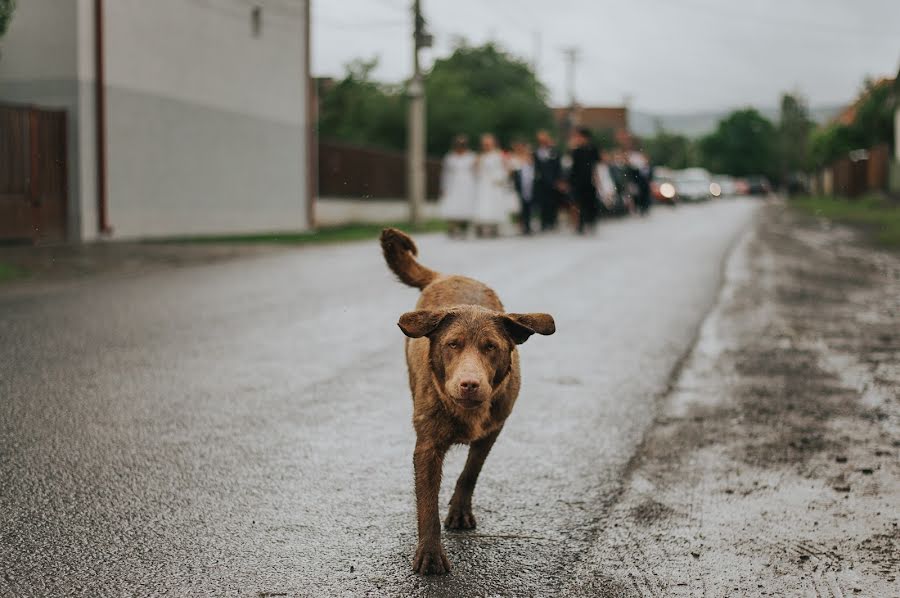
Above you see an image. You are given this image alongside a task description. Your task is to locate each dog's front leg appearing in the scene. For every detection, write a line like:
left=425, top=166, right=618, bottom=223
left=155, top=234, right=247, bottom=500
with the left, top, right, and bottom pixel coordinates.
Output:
left=412, top=439, right=450, bottom=574
left=445, top=429, right=500, bottom=530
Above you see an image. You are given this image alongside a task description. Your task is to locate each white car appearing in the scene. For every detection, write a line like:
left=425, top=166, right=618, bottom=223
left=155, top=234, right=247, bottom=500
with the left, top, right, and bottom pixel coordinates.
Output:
left=673, top=168, right=715, bottom=201
left=712, top=175, right=737, bottom=197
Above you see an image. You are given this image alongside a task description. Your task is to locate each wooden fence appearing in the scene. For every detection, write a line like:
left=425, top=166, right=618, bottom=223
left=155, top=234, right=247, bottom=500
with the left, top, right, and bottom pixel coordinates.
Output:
left=830, top=144, right=891, bottom=198
left=318, top=140, right=441, bottom=200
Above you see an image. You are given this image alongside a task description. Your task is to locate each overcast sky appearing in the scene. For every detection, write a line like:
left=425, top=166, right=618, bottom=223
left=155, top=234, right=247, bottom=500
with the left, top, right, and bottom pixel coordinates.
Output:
left=312, top=0, right=900, bottom=114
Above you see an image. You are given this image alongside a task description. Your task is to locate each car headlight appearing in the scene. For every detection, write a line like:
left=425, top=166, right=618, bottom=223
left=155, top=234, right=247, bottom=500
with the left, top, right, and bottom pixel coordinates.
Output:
left=709, top=182, right=721, bottom=197
left=660, top=183, right=676, bottom=199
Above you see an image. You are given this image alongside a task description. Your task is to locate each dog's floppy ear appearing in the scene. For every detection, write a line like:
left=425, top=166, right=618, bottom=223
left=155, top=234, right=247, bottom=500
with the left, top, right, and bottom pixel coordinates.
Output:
left=397, top=309, right=452, bottom=338
left=500, top=313, right=556, bottom=344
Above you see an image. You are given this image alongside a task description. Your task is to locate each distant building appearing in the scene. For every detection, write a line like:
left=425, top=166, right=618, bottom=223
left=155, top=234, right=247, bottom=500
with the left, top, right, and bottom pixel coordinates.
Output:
left=553, top=105, right=631, bottom=146
left=0, top=0, right=312, bottom=242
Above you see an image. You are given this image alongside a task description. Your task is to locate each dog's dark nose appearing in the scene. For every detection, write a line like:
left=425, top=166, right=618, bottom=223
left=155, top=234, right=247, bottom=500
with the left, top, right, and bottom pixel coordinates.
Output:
left=459, top=379, right=480, bottom=394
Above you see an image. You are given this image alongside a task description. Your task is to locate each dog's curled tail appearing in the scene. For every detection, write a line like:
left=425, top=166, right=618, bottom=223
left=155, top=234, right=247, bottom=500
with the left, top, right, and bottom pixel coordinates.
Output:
left=380, top=228, right=439, bottom=290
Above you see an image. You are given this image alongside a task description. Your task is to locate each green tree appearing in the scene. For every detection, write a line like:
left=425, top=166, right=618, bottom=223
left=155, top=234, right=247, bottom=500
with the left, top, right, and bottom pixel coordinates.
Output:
left=805, top=78, right=897, bottom=168
left=777, top=93, right=814, bottom=175
left=318, top=43, right=552, bottom=156
left=850, top=78, right=896, bottom=151
left=0, top=0, right=14, bottom=37
left=699, top=109, right=778, bottom=177
left=642, top=127, right=696, bottom=169
left=425, top=42, right=552, bottom=155
left=808, top=122, right=856, bottom=167
left=317, top=58, right=407, bottom=151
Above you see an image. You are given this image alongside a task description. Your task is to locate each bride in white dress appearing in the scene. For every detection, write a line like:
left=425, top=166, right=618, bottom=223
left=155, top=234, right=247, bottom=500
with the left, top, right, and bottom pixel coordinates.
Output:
left=439, top=135, right=477, bottom=237
left=474, top=133, right=510, bottom=237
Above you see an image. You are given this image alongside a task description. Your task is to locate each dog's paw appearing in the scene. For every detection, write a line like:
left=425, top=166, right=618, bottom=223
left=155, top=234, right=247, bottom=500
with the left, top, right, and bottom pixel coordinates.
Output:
left=444, top=506, right=476, bottom=530
left=412, top=542, right=451, bottom=575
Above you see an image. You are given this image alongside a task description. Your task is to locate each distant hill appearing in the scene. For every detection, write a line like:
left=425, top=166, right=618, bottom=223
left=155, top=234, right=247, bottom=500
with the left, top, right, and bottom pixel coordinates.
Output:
left=630, top=104, right=843, bottom=138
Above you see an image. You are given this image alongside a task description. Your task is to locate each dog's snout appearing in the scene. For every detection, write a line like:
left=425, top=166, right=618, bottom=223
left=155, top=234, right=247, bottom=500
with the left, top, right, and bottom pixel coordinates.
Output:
left=459, top=379, right=480, bottom=393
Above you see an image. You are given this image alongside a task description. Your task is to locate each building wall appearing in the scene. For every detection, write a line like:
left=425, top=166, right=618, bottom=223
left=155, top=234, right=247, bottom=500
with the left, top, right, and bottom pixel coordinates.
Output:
left=1, top=0, right=310, bottom=241
left=102, top=0, right=309, bottom=239
left=0, top=0, right=78, bottom=79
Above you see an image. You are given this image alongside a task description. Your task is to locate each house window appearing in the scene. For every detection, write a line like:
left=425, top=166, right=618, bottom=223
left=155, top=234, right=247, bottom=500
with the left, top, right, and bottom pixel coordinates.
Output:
left=251, top=6, right=262, bottom=37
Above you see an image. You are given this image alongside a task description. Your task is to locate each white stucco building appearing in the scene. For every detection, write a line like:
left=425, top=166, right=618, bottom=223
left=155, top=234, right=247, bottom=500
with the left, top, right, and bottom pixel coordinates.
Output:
left=0, top=0, right=312, bottom=241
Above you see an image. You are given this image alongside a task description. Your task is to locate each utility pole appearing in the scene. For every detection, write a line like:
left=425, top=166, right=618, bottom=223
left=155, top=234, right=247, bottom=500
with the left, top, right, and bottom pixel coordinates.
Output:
left=532, top=30, right=542, bottom=73
left=561, top=46, right=580, bottom=142
left=407, top=0, right=431, bottom=227
left=562, top=47, right=580, bottom=108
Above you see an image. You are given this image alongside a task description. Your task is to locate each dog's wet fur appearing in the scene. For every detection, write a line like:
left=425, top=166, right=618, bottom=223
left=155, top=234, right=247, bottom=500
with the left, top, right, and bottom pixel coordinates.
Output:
left=380, top=228, right=555, bottom=575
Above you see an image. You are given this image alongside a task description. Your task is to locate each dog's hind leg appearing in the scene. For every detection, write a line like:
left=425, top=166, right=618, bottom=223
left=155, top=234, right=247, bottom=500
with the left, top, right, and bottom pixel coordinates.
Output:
left=444, top=429, right=501, bottom=530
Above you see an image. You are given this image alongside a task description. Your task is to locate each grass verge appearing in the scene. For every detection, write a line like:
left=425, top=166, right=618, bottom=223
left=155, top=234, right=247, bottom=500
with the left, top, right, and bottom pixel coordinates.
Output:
left=792, top=195, right=900, bottom=249
left=146, top=220, right=448, bottom=245
left=0, top=262, right=26, bottom=284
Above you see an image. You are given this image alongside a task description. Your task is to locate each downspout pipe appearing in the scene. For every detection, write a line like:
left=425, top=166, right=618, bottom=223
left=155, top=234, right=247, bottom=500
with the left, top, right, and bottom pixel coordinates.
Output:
left=94, top=0, right=111, bottom=234
left=305, top=0, right=316, bottom=229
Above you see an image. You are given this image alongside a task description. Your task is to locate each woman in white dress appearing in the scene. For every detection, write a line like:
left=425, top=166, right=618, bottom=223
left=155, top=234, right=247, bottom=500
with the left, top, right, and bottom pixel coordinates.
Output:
left=439, top=135, right=477, bottom=237
left=595, top=149, right=618, bottom=213
left=474, top=133, right=510, bottom=238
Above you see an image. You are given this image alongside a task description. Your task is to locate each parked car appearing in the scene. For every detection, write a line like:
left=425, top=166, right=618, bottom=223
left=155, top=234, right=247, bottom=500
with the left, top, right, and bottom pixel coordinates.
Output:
left=785, top=173, right=808, bottom=195
left=712, top=175, right=737, bottom=197
left=672, top=168, right=715, bottom=202
left=651, top=167, right=677, bottom=205
left=745, top=175, right=771, bottom=196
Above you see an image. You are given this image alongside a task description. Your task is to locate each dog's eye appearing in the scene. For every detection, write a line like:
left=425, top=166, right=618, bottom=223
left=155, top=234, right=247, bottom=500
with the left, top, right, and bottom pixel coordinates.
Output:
left=447, top=341, right=460, bottom=349
left=483, top=343, right=497, bottom=352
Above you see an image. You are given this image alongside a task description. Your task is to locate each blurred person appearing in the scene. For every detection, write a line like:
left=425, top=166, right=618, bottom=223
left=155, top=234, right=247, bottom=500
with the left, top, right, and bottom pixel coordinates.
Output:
left=610, top=150, right=634, bottom=213
left=473, top=133, right=508, bottom=238
left=501, top=144, right=521, bottom=225
left=533, top=130, right=563, bottom=231
left=511, top=142, right=536, bottom=235
left=568, top=127, right=600, bottom=234
left=628, top=150, right=653, bottom=215
left=439, top=134, right=477, bottom=238
left=595, top=149, right=619, bottom=215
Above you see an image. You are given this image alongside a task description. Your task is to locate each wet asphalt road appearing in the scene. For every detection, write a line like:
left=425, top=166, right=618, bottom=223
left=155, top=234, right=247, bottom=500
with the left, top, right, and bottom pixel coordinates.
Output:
left=0, top=200, right=758, bottom=597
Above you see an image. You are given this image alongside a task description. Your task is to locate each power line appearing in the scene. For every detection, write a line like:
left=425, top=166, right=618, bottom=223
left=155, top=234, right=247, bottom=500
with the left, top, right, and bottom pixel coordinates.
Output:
left=370, top=0, right=407, bottom=10
left=316, top=16, right=406, bottom=31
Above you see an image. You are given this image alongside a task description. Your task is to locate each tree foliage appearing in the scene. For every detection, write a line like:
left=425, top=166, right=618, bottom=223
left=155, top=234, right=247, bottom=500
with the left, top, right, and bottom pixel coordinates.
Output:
left=807, top=78, right=897, bottom=167
left=698, top=109, right=778, bottom=177
left=317, top=59, right=407, bottom=151
left=0, top=0, right=15, bottom=37
left=424, top=42, right=552, bottom=154
left=777, top=93, right=814, bottom=174
left=851, top=79, right=896, bottom=150
left=316, top=43, right=552, bottom=155
left=642, top=127, right=695, bottom=169
left=809, top=122, right=856, bottom=167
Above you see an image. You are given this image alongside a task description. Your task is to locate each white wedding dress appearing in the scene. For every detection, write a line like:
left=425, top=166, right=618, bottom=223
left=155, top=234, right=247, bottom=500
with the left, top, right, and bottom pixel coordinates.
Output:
left=439, top=151, right=477, bottom=221
left=474, top=151, right=510, bottom=225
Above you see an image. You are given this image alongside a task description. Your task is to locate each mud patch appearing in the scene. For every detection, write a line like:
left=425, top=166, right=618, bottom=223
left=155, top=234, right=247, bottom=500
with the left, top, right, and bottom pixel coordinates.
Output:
left=856, top=528, right=900, bottom=580
left=565, top=201, right=900, bottom=597
left=629, top=498, right=675, bottom=526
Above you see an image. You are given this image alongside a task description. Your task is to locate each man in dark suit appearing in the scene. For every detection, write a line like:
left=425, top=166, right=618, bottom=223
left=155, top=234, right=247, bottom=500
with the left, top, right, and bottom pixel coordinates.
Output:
left=533, top=130, right=563, bottom=231
left=568, top=127, right=600, bottom=234
left=511, top=142, right=536, bottom=235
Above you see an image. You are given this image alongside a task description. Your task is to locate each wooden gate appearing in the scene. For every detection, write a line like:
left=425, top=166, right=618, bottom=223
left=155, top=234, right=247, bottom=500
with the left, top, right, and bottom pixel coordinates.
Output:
left=0, top=105, right=68, bottom=243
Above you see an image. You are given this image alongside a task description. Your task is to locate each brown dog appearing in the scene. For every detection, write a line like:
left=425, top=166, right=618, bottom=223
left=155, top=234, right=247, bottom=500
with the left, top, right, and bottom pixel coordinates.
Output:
left=380, top=228, right=555, bottom=575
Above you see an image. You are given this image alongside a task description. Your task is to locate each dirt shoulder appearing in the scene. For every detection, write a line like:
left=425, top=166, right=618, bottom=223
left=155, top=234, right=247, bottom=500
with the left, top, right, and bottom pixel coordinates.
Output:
left=567, top=200, right=900, bottom=597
